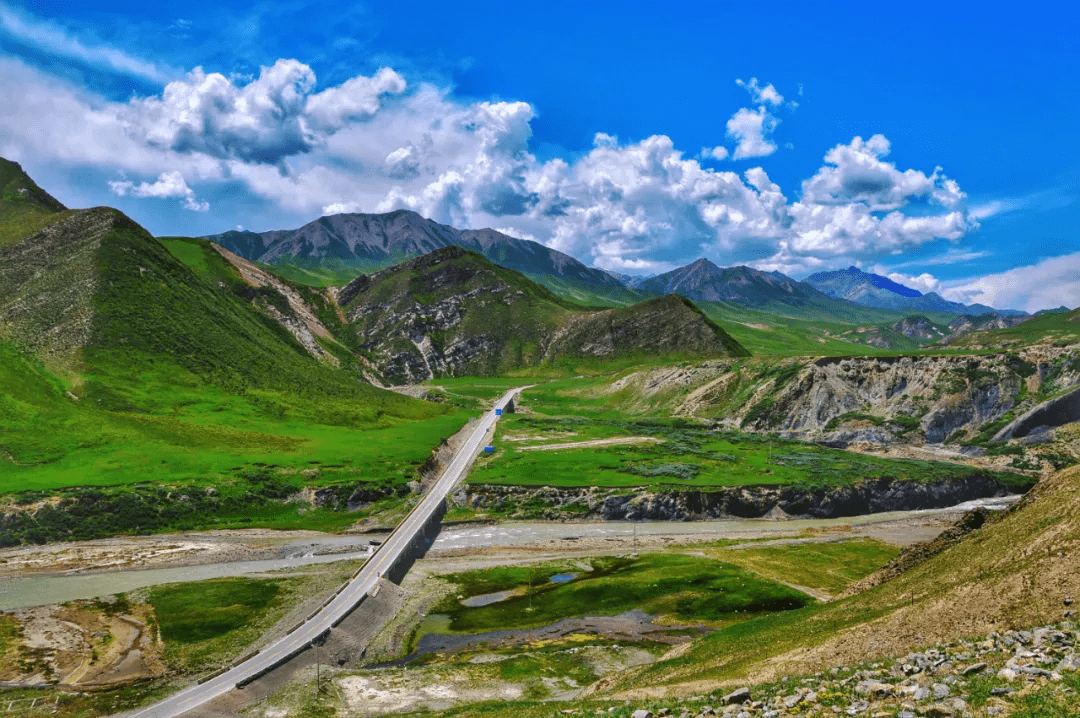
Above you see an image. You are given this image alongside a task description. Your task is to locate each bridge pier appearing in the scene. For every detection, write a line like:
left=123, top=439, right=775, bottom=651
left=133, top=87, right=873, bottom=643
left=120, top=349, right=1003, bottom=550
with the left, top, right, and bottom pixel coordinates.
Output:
left=382, top=498, right=446, bottom=586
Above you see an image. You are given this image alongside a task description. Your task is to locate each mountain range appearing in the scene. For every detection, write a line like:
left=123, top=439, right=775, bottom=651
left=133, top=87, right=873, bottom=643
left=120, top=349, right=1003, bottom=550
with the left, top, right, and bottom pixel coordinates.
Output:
left=207, top=212, right=1041, bottom=321
left=204, top=210, right=623, bottom=294
left=639, top=258, right=829, bottom=307
left=803, top=266, right=1027, bottom=316
left=334, top=246, right=747, bottom=383
left=0, top=158, right=744, bottom=392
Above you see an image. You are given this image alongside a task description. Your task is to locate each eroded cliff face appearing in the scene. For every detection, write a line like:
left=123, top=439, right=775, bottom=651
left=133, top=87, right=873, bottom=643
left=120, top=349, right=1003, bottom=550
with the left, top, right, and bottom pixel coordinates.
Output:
left=607, top=346, right=1080, bottom=458
left=457, top=474, right=1028, bottom=522
left=211, top=244, right=341, bottom=365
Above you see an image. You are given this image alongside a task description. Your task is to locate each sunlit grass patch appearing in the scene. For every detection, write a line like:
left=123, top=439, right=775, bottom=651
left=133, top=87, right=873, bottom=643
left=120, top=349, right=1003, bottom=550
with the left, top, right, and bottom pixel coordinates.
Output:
left=435, top=554, right=815, bottom=633
left=709, top=538, right=901, bottom=595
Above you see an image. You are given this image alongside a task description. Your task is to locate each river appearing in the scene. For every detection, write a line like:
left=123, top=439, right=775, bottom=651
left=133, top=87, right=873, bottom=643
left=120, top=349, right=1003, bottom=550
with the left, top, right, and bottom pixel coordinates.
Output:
left=0, top=495, right=1018, bottom=611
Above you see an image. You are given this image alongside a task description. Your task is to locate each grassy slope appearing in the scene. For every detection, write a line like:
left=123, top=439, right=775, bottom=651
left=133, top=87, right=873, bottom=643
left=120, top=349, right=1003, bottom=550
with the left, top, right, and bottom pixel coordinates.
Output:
left=0, top=203, right=458, bottom=500
left=342, top=249, right=748, bottom=380
left=469, top=415, right=1025, bottom=490
left=0, top=157, right=68, bottom=249
left=599, top=462, right=1080, bottom=695
left=696, top=299, right=958, bottom=356
left=709, top=538, right=901, bottom=596
left=948, top=308, right=1080, bottom=350
left=525, top=273, right=655, bottom=308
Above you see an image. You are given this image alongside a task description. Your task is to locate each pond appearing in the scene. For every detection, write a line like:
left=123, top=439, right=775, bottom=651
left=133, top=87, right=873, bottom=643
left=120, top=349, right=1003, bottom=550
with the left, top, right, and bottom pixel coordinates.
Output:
left=460, top=590, right=516, bottom=607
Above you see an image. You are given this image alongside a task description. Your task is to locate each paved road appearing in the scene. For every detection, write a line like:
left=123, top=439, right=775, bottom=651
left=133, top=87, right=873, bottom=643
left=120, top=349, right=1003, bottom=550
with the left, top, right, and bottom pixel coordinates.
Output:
left=123, top=387, right=524, bottom=718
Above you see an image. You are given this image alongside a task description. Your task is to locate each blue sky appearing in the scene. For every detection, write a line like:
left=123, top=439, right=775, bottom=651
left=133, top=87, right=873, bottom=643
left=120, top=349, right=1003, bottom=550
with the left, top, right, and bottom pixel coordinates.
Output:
left=1, top=0, right=1078, bottom=311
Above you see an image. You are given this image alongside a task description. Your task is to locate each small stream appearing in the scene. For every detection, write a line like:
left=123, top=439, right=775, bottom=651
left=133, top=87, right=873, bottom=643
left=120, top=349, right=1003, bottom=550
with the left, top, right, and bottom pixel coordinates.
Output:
left=0, top=495, right=1019, bottom=611
left=0, top=543, right=371, bottom=610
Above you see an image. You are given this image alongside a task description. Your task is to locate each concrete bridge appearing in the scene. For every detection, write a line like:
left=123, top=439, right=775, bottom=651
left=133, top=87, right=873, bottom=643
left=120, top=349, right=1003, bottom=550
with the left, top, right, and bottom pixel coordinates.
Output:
left=123, top=387, right=526, bottom=718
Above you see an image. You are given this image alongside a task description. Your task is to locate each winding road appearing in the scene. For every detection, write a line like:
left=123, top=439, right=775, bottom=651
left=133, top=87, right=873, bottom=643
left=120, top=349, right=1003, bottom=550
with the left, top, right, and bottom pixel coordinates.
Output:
left=124, top=387, right=525, bottom=718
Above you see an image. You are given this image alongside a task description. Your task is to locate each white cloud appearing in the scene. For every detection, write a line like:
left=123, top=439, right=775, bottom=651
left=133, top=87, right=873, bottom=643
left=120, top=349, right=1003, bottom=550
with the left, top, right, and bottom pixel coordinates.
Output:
left=305, top=67, right=406, bottom=131
left=492, top=226, right=539, bottom=243
left=737, top=77, right=784, bottom=106
left=700, top=145, right=730, bottom=161
left=801, top=134, right=964, bottom=210
left=0, top=5, right=173, bottom=82
left=885, top=271, right=940, bottom=294
left=941, top=253, right=1080, bottom=313
left=969, top=200, right=1007, bottom=220
left=738, top=135, right=978, bottom=275
left=726, top=106, right=779, bottom=160
left=122, top=60, right=406, bottom=165
left=384, top=144, right=423, bottom=179
left=0, top=52, right=978, bottom=277
left=109, top=171, right=208, bottom=211
left=0, top=58, right=222, bottom=180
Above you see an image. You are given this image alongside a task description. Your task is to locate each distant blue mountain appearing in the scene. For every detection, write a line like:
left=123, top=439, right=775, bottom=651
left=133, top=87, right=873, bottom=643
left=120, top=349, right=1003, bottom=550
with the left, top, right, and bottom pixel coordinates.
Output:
left=855, top=267, right=922, bottom=298
left=804, top=266, right=1026, bottom=316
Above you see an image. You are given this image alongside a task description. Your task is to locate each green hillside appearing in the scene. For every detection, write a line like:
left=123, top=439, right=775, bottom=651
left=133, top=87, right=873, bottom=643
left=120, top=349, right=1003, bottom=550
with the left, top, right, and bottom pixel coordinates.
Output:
left=337, top=247, right=749, bottom=382
left=0, top=182, right=455, bottom=536
left=692, top=299, right=954, bottom=356
left=0, top=158, right=68, bottom=249
left=947, top=307, right=1080, bottom=350
left=524, top=273, right=656, bottom=308
left=600, top=459, right=1080, bottom=696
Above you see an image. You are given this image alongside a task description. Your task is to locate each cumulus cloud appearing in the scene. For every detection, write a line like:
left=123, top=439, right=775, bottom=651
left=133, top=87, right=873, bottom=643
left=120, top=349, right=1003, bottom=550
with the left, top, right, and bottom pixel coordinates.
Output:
left=723, top=78, right=793, bottom=161
left=384, top=144, right=423, bottom=179
left=699, top=145, right=730, bottom=161
left=109, top=171, right=208, bottom=211
left=738, top=134, right=979, bottom=274
left=122, top=60, right=406, bottom=165
left=885, top=271, right=941, bottom=294
left=305, top=67, right=406, bottom=131
left=0, top=51, right=978, bottom=277
left=726, top=106, right=779, bottom=160
left=801, top=134, right=964, bottom=210
left=737, top=77, right=784, bottom=106
left=941, top=253, right=1080, bottom=313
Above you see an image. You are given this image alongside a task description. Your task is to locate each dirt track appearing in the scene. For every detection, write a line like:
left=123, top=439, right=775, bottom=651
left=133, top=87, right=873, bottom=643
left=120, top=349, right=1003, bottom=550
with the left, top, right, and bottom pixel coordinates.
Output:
left=518, top=437, right=664, bottom=451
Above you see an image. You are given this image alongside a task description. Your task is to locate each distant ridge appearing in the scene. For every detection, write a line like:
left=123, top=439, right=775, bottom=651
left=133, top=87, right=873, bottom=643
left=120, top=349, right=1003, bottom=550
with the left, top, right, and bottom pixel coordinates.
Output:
left=639, top=258, right=828, bottom=307
left=203, top=209, right=622, bottom=291
left=804, top=265, right=1026, bottom=316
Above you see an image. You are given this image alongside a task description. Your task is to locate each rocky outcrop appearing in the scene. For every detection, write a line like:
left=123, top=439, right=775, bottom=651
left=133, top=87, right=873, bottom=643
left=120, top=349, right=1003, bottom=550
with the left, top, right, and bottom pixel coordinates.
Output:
left=892, top=316, right=946, bottom=342
left=992, top=386, right=1080, bottom=441
left=609, top=348, right=1080, bottom=451
left=943, top=314, right=1029, bottom=343
left=211, top=244, right=340, bottom=364
left=337, top=248, right=747, bottom=384
left=461, top=474, right=1030, bottom=522
left=545, top=295, right=748, bottom=360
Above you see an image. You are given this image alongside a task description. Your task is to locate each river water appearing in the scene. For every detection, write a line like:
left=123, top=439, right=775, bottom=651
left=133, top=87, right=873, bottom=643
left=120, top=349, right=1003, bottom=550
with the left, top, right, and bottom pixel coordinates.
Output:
left=0, top=495, right=1019, bottom=611
left=432, top=495, right=1019, bottom=550
left=0, top=544, right=371, bottom=610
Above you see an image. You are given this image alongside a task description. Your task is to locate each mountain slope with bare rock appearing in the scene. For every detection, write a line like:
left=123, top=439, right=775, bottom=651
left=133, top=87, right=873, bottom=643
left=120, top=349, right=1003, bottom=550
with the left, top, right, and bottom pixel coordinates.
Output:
left=336, top=246, right=748, bottom=384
